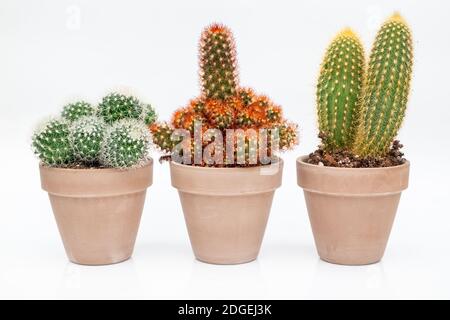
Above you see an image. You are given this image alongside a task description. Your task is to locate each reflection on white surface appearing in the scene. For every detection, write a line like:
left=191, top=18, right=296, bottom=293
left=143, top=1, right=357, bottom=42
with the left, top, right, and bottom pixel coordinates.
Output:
left=58, top=259, right=143, bottom=299
left=185, top=259, right=265, bottom=300
left=307, top=260, right=394, bottom=299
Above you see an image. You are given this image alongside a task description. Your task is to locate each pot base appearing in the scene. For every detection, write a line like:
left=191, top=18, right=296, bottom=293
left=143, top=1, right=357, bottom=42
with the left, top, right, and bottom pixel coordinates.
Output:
left=195, top=256, right=257, bottom=265
left=69, top=255, right=131, bottom=266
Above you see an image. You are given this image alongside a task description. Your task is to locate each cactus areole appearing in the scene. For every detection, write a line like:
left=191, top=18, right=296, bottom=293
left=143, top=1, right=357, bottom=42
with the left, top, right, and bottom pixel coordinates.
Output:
left=151, top=24, right=299, bottom=167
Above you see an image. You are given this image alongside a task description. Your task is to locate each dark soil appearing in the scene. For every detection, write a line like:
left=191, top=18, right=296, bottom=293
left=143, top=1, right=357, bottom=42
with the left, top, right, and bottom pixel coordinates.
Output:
left=307, top=140, right=406, bottom=168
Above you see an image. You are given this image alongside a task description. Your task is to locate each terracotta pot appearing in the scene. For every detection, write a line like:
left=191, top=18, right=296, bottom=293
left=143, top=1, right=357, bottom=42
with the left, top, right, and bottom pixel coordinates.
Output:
left=170, top=160, right=283, bottom=265
left=39, top=160, right=153, bottom=265
left=297, top=156, right=409, bottom=265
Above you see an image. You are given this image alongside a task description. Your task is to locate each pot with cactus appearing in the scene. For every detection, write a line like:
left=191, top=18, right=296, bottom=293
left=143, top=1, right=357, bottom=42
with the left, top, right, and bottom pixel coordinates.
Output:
left=150, top=24, right=298, bottom=264
left=297, top=13, right=412, bottom=265
left=33, top=93, right=157, bottom=265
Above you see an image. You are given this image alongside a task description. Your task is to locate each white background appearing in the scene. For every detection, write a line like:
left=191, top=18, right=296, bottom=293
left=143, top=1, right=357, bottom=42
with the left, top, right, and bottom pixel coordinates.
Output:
left=1, top=0, right=449, bottom=299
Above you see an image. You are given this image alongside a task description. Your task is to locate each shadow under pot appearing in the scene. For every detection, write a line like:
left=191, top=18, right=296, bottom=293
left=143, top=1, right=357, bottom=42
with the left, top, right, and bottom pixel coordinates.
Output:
left=39, top=159, right=153, bottom=265
left=296, top=156, right=409, bottom=265
left=170, top=159, right=283, bottom=265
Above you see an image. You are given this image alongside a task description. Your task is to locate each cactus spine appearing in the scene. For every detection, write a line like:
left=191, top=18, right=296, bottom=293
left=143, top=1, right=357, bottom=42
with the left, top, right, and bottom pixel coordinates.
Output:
left=353, top=13, right=413, bottom=156
left=317, top=29, right=365, bottom=150
left=199, top=24, right=239, bottom=100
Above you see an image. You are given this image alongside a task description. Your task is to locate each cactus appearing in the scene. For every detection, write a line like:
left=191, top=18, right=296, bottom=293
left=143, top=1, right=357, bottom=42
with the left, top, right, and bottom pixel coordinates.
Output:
left=314, top=13, right=413, bottom=160
left=316, top=29, right=365, bottom=150
left=32, top=119, right=74, bottom=166
left=150, top=23, right=299, bottom=166
left=100, top=119, right=151, bottom=168
left=353, top=13, right=413, bottom=156
left=98, top=93, right=142, bottom=124
left=199, top=24, right=239, bottom=100
left=69, top=116, right=106, bottom=163
left=141, top=103, right=157, bottom=126
left=150, top=122, right=179, bottom=154
left=61, top=101, right=95, bottom=122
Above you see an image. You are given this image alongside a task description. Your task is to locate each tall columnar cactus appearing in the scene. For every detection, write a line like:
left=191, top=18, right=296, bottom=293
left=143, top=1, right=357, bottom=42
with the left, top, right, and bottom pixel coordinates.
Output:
left=32, top=119, right=74, bottom=166
left=61, top=101, right=95, bottom=122
left=101, top=119, right=151, bottom=168
left=98, top=93, right=142, bottom=124
left=69, top=116, right=106, bottom=163
left=353, top=14, right=413, bottom=156
left=316, top=29, right=365, bottom=150
left=150, top=23, right=299, bottom=166
left=199, top=24, right=239, bottom=100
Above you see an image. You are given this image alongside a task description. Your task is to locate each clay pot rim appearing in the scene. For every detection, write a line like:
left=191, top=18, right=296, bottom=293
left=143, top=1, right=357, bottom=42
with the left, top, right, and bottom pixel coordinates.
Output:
left=40, top=158, right=153, bottom=197
left=39, top=158, right=153, bottom=173
left=297, top=155, right=410, bottom=171
left=170, top=157, right=283, bottom=172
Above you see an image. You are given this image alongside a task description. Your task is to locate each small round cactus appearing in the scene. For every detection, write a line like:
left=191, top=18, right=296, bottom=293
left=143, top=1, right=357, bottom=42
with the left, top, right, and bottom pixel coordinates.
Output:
left=98, top=93, right=143, bottom=124
left=61, top=101, right=95, bottom=122
left=141, top=103, right=157, bottom=125
left=69, top=116, right=106, bottom=163
left=100, top=119, right=151, bottom=168
left=32, top=119, right=74, bottom=166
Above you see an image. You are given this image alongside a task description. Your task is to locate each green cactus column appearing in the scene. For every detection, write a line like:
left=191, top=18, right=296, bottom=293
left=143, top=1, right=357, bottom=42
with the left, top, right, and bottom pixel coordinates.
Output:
left=353, top=13, right=413, bottom=156
left=199, top=24, right=239, bottom=100
left=316, top=29, right=365, bottom=150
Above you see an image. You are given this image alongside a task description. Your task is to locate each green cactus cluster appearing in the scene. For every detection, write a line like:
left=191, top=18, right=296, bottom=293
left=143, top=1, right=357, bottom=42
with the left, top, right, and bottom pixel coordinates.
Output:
left=61, top=101, right=95, bottom=122
left=32, top=119, right=74, bottom=166
left=32, top=93, right=155, bottom=168
left=316, top=13, right=413, bottom=157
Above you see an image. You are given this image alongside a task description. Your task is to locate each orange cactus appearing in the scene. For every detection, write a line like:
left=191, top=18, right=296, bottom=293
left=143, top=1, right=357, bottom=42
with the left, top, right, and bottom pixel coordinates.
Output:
left=150, top=24, right=298, bottom=166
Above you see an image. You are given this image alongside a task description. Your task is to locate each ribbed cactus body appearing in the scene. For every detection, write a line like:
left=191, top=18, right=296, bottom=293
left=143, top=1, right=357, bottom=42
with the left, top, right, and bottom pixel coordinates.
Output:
left=353, top=14, right=413, bottom=156
left=69, top=116, right=106, bottom=163
left=98, top=93, right=142, bottom=124
left=199, top=24, right=239, bottom=100
left=317, top=29, right=365, bottom=150
left=32, top=119, right=74, bottom=166
left=61, top=101, right=95, bottom=122
left=141, top=103, right=157, bottom=126
left=101, top=119, right=151, bottom=168
left=354, top=14, right=413, bottom=156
